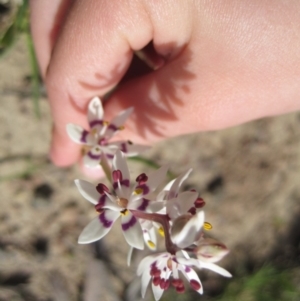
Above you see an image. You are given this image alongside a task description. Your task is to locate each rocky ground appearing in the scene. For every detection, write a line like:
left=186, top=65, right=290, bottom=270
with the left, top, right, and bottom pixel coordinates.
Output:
left=0, top=36, right=300, bottom=301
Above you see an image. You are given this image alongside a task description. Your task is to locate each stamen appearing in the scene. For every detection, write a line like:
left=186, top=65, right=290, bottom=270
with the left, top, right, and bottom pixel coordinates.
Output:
left=204, top=222, right=213, bottom=230
left=118, top=198, right=129, bottom=209
left=120, top=209, right=129, bottom=216
left=119, top=125, right=125, bottom=130
left=188, top=207, right=196, bottom=215
left=147, top=240, right=156, bottom=248
left=136, top=173, right=148, bottom=185
left=127, top=140, right=133, bottom=145
left=194, top=197, right=205, bottom=208
left=96, top=183, right=109, bottom=195
left=103, top=121, right=109, bottom=126
left=158, top=227, right=165, bottom=237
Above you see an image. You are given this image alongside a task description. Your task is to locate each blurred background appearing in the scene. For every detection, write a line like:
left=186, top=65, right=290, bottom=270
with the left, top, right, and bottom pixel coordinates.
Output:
left=0, top=1, right=300, bottom=300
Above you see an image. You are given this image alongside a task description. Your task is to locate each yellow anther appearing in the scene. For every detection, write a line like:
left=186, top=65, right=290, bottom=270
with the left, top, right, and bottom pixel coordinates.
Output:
left=158, top=227, right=165, bottom=237
left=204, top=222, right=213, bottom=230
left=120, top=209, right=129, bottom=216
left=147, top=241, right=156, bottom=248
left=134, top=188, right=143, bottom=195
left=103, top=121, right=109, bottom=126
left=119, top=125, right=125, bottom=130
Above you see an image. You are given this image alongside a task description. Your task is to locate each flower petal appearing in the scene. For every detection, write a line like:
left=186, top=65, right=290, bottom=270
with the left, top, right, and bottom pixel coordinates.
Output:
left=151, top=280, right=164, bottom=301
left=78, top=210, right=119, bottom=244
left=129, top=198, right=150, bottom=211
left=179, top=265, right=203, bottom=294
left=137, top=254, right=156, bottom=276
left=109, top=141, right=150, bottom=156
left=87, top=96, right=104, bottom=124
left=144, top=165, right=169, bottom=193
left=127, top=246, right=134, bottom=266
left=167, top=191, right=198, bottom=220
left=168, top=169, right=193, bottom=199
left=171, top=211, right=204, bottom=248
left=75, top=179, right=100, bottom=205
left=112, top=150, right=131, bottom=198
left=200, top=262, right=232, bottom=278
left=83, top=146, right=102, bottom=168
left=121, top=211, right=144, bottom=250
left=142, top=226, right=157, bottom=251
left=112, top=150, right=130, bottom=181
left=105, top=107, right=134, bottom=139
left=66, top=124, right=94, bottom=145
left=141, top=268, right=152, bottom=298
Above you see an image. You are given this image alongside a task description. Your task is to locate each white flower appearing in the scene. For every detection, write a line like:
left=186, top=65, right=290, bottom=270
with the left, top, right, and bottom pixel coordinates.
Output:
left=66, top=96, right=149, bottom=168
left=137, top=252, right=203, bottom=301
left=75, top=150, right=168, bottom=249
left=155, top=169, right=207, bottom=248
left=137, top=249, right=232, bottom=301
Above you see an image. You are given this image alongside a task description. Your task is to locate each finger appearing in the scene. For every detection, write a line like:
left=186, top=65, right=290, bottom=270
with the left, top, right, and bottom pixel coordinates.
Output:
left=30, top=0, right=74, bottom=77
left=45, top=0, right=154, bottom=166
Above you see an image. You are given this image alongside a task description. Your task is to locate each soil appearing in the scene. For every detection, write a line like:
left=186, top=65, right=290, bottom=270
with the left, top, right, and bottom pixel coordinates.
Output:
left=0, top=36, right=299, bottom=301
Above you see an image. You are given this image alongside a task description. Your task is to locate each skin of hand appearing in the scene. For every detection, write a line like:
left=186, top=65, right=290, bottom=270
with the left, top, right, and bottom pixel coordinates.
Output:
left=30, top=0, right=300, bottom=167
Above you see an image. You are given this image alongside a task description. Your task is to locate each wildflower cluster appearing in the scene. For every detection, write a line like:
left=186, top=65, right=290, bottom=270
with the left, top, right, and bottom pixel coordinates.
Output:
left=68, top=97, right=231, bottom=300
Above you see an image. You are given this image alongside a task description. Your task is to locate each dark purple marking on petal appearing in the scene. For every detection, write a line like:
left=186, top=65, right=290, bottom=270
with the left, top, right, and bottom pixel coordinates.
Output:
left=95, top=202, right=104, bottom=212
left=106, top=153, right=114, bottom=160
left=113, top=179, right=130, bottom=190
left=97, top=194, right=107, bottom=206
left=190, top=279, right=201, bottom=291
left=137, top=198, right=149, bottom=211
left=89, top=119, right=103, bottom=128
left=87, top=151, right=101, bottom=160
left=121, top=215, right=137, bottom=231
left=185, top=266, right=191, bottom=273
left=108, top=124, right=118, bottom=132
left=99, top=211, right=113, bottom=228
left=80, top=130, right=89, bottom=143
left=136, top=184, right=150, bottom=195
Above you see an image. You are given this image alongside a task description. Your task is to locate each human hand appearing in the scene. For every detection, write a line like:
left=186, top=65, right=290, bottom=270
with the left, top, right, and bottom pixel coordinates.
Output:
left=30, top=0, right=300, bottom=167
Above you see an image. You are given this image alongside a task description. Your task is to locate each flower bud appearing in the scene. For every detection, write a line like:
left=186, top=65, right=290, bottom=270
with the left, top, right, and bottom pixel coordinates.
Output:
left=195, top=238, right=229, bottom=263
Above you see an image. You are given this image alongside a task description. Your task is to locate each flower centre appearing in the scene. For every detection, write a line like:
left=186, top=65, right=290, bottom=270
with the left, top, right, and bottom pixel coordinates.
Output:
left=120, top=209, right=129, bottom=216
left=117, top=197, right=129, bottom=208
left=133, top=188, right=143, bottom=195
